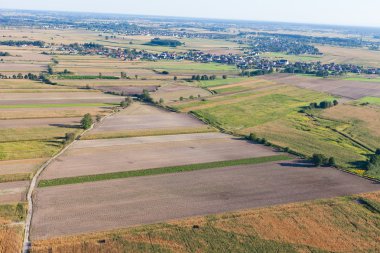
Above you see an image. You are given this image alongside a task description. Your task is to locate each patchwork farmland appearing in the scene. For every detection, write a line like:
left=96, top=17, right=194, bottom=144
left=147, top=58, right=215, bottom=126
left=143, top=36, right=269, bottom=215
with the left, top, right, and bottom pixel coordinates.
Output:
left=0, top=11, right=380, bottom=252
left=30, top=102, right=380, bottom=242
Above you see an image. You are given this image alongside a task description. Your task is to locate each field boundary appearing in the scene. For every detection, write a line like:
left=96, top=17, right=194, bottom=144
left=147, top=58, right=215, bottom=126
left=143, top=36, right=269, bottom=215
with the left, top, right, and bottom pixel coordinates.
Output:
left=38, top=155, right=291, bottom=188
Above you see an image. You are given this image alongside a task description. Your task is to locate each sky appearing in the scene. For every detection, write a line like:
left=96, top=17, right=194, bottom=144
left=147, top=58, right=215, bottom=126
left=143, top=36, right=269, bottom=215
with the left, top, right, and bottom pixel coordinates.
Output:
left=1, top=0, right=380, bottom=27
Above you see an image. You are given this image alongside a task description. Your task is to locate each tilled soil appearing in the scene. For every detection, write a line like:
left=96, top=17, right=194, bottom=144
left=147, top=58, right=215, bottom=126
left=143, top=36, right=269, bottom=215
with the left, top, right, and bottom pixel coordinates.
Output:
left=31, top=160, right=380, bottom=239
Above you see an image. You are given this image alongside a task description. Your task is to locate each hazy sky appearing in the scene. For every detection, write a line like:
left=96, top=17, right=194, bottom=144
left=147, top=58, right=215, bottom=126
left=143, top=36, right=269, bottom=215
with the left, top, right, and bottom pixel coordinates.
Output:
left=1, top=0, right=380, bottom=27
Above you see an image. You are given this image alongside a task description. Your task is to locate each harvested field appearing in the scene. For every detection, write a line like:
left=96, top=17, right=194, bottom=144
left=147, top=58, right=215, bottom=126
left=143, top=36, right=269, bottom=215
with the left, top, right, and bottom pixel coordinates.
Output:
left=0, top=117, right=81, bottom=129
left=54, top=79, right=165, bottom=88
left=0, top=92, right=123, bottom=105
left=0, top=158, right=46, bottom=176
left=0, top=107, right=111, bottom=119
left=151, top=84, right=211, bottom=102
left=88, top=102, right=206, bottom=134
left=0, top=181, right=29, bottom=204
left=261, top=74, right=380, bottom=99
left=31, top=161, right=380, bottom=239
left=0, top=79, right=64, bottom=90
left=31, top=191, right=380, bottom=253
left=0, top=63, right=45, bottom=74
left=40, top=132, right=277, bottom=179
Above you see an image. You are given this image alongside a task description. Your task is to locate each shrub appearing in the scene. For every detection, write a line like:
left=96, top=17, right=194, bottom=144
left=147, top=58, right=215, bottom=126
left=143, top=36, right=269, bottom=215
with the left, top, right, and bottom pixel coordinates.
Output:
left=328, top=157, right=336, bottom=167
left=81, top=113, right=93, bottom=130
left=333, top=100, right=339, bottom=106
left=248, top=133, right=257, bottom=141
left=96, top=114, right=102, bottom=122
left=64, top=133, right=76, bottom=144
left=311, top=153, right=328, bottom=166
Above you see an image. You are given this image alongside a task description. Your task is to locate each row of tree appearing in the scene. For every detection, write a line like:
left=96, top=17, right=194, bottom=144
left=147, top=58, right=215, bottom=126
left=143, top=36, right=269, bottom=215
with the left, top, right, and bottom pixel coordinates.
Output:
left=309, top=100, right=338, bottom=109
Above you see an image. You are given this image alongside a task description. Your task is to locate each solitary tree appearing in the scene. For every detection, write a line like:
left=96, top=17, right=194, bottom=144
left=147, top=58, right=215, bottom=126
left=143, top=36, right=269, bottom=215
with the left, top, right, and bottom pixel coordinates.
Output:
left=47, top=65, right=54, bottom=75
left=81, top=113, right=93, bottom=130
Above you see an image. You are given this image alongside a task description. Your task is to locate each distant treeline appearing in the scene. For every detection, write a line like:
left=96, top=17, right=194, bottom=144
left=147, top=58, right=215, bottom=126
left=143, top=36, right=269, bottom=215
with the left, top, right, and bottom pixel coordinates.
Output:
left=0, top=52, right=11, bottom=56
left=0, top=40, right=45, bottom=47
left=58, top=75, right=120, bottom=80
left=146, top=38, right=182, bottom=47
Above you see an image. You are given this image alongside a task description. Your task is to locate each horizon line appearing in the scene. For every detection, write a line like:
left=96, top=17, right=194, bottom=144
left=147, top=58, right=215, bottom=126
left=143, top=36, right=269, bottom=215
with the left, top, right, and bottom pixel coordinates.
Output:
left=2, top=8, right=380, bottom=30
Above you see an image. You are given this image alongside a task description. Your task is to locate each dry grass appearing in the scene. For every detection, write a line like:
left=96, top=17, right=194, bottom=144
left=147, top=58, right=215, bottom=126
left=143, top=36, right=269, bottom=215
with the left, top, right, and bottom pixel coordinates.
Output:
left=0, top=203, right=27, bottom=253
left=0, top=225, right=24, bottom=253
left=31, top=191, right=380, bottom=253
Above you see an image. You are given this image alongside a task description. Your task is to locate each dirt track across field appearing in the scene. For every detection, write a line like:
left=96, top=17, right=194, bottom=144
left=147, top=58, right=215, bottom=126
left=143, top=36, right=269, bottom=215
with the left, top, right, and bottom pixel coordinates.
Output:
left=261, top=74, right=380, bottom=99
left=31, top=160, right=380, bottom=239
left=40, top=132, right=277, bottom=179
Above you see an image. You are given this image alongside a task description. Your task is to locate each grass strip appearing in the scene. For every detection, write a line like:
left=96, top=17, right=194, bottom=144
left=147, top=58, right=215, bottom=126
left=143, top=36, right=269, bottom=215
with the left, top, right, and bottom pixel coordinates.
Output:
left=38, top=155, right=291, bottom=187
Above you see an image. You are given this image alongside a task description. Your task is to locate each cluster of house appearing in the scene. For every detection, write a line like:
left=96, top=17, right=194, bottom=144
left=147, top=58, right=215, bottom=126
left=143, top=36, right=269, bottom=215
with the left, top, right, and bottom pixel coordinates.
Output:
left=53, top=43, right=380, bottom=77
left=282, top=62, right=380, bottom=76
left=236, top=37, right=322, bottom=55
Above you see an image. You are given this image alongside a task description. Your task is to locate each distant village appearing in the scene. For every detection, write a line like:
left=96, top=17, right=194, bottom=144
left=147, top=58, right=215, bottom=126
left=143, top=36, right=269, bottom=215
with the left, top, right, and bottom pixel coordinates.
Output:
left=51, top=42, right=380, bottom=77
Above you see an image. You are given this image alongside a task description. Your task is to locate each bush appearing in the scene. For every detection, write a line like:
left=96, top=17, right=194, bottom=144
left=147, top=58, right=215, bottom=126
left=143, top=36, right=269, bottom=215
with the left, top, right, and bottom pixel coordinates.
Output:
left=81, top=113, right=93, bottom=130
left=64, top=133, right=76, bottom=144
left=96, top=114, right=102, bottom=122
left=248, top=133, right=257, bottom=141
left=311, top=154, right=328, bottom=166
left=327, top=157, right=336, bottom=167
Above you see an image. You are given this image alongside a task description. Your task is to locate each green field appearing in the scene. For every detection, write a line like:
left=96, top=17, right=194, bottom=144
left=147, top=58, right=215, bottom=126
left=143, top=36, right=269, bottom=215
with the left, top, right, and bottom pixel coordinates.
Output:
left=356, top=97, right=380, bottom=106
left=344, top=77, right=380, bottom=83
left=0, top=140, right=63, bottom=161
left=38, top=155, right=290, bottom=187
left=0, top=127, right=81, bottom=142
left=172, top=85, right=371, bottom=168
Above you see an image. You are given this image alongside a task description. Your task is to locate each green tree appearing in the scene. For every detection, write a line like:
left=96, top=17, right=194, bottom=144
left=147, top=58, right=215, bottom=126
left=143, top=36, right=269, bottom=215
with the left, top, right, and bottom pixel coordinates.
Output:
left=328, top=157, right=336, bottom=167
left=311, top=154, right=328, bottom=166
left=81, top=113, right=93, bottom=130
left=47, top=65, right=54, bottom=75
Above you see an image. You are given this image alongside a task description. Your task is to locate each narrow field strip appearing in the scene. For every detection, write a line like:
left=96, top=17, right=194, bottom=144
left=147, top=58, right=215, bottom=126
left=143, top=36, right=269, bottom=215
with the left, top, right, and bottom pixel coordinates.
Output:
left=0, top=103, right=118, bottom=109
left=38, top=155, right=290, bottom=187
left=81, top=126, right=216, bottom=140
